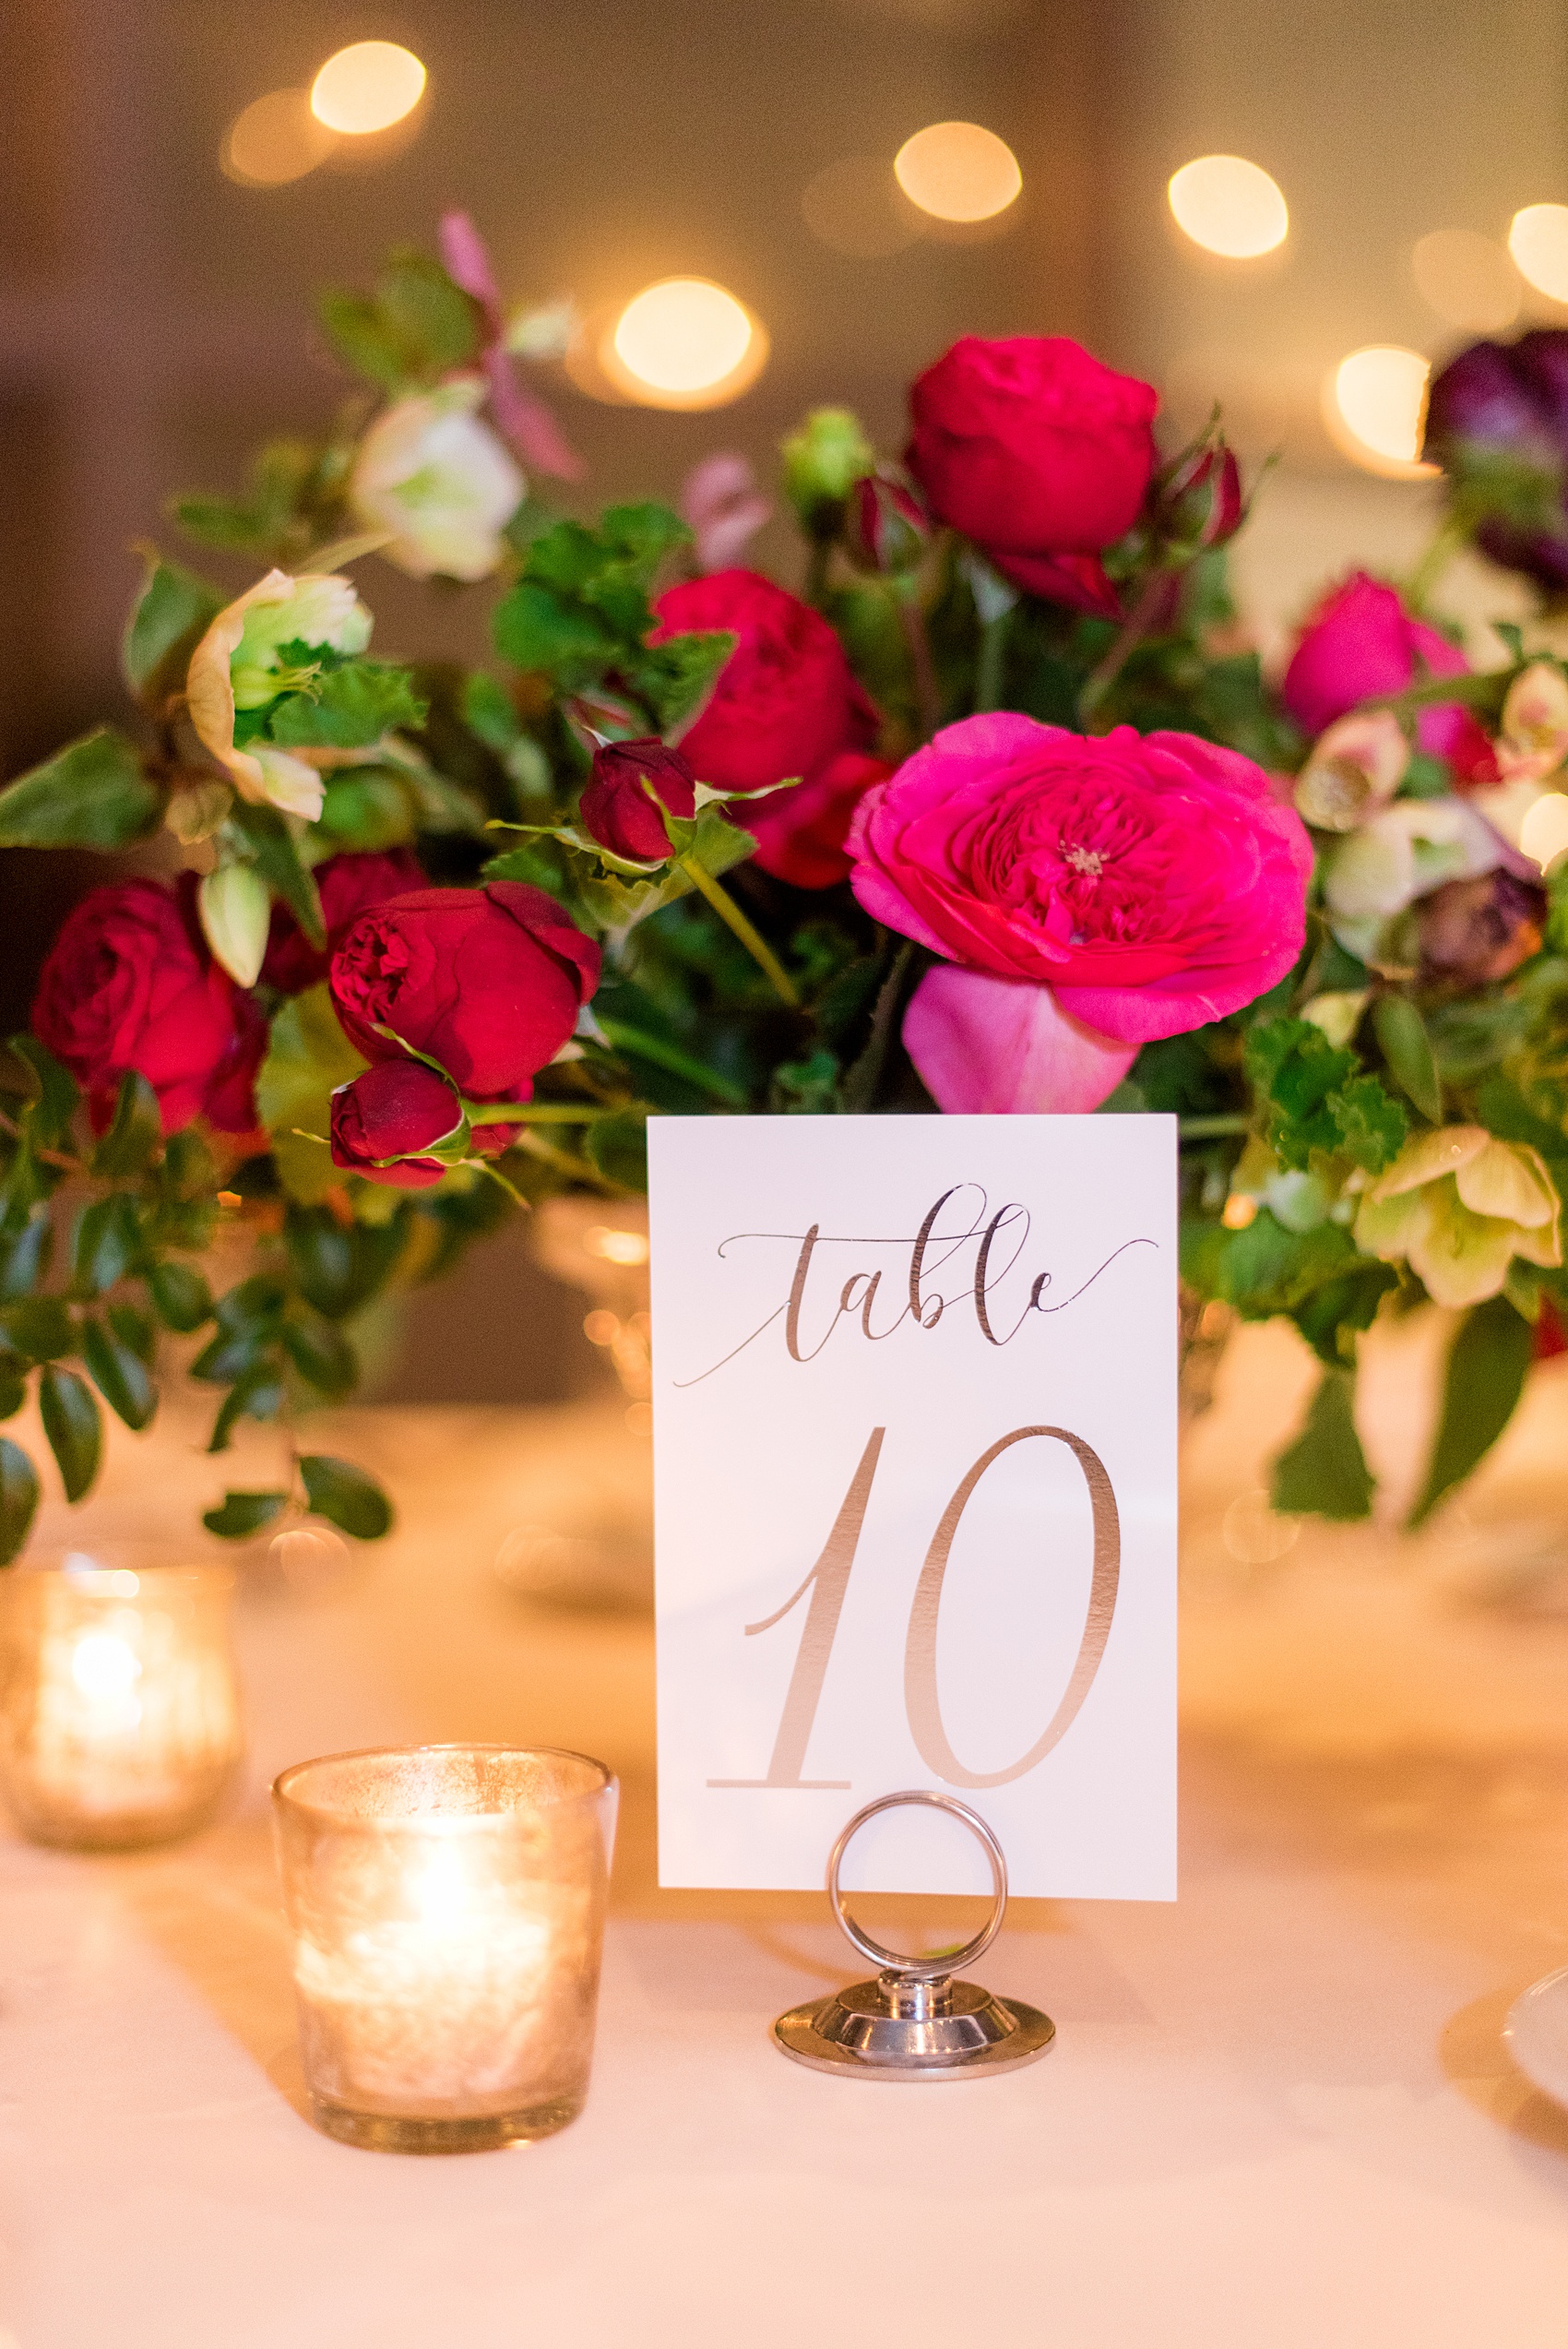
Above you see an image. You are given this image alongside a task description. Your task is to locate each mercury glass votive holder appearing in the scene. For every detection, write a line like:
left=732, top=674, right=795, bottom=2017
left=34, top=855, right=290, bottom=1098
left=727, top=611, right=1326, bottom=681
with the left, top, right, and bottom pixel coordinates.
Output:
left=0, top=1557, right=244, bottom=1850
left=272, top=1744, right=619, bottom=2153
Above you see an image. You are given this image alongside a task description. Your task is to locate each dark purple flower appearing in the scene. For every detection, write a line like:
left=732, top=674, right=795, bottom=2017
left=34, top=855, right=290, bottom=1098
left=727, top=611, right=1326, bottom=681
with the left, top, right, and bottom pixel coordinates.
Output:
left=1425, top=332, right=1568, bottom=590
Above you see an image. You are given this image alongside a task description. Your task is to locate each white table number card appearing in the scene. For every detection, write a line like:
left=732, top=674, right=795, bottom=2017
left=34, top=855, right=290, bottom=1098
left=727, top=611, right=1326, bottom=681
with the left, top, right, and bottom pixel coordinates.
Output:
left=648, top=1114, right=1178, bottom=1900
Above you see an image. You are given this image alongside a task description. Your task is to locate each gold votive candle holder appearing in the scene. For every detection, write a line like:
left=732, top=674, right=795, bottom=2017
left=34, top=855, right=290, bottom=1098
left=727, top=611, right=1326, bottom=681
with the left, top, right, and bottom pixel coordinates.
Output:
left=271, top=1744, right=618, bottom=2154
left=0, top=1556, right=244, bottom=1850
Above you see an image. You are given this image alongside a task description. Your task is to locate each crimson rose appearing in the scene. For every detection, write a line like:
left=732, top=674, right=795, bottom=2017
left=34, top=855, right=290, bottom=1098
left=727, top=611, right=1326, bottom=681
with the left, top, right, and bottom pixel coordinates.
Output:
left=579, top=738, right=695, bottom=864
left=329, top=1061, right=463, bottom=1189
left=906, top=337, right=1158, bottom=616
left=262, top=848, right=426, bottom=994
left=329, top=881, right=600, bottom=1099
left=745, top=752, right=895, bottom=890
left=651, top=569, right=877, bottom=794
left=32, top=879, right=263, bottom=1136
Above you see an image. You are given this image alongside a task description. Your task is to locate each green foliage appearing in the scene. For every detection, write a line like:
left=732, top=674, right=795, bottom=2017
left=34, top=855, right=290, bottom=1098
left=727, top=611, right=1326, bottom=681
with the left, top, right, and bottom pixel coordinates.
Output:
left=264, top=658, right=426, bottom=751
left=256, top=986, right=369, bottom=1204
left=203, top=1489, right=289, bottom=1540
left=231, top=802, right=327, bottom=948
left=1408, top=1294, right=1534, bottom=1529
left=39, top=1365, right=101, bottom=1502
left=1372, top=995, right=1443, bottom=1123
left=286, top=1204, right=410, bottom=1318
left=1244, top=1018, right=1407, bottom=1174
left=171, top=435, right=352, bottom=566
left=0, top=1438, right=40, bottom=1565
left=318, top=247, right=480, bottom=390
left=1270, top=1368, right=1375, bottom=1520
left=122, top=554, right=222, bottom=704
left=72, top=1193, right=141, bottom=1295
left=148, top=1259, right=214, bottom=1333
left=93, top=1072, right=162, bottom=1178
left=584, top=1108, right=649, bottom=1190
left=81, top=1318, right=157, bottom=1431
left=301, top=1452, right=393, bottom=1539
left=0, top=729, right=160, bottom=850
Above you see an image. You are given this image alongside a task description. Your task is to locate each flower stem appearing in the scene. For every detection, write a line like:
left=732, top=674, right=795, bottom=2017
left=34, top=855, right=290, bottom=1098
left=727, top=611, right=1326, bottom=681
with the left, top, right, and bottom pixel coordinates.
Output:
left=1078, top=572, right=1170, bottom=727
left=975, top=609, right=1009, bottom=712
left=678, top=854, right=800, bottom=1007
left=1403, top=510, right=1471, bottom=614
left=803, top=540, right=832, bottom=610
left=1178, top=1114, right=1251, bottom=1140
left=899, top=592, right=942, bottom=738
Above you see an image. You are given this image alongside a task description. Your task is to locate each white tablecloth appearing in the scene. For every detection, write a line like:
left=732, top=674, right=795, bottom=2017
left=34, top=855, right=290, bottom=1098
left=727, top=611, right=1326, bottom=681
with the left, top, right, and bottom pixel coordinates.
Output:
left=4, top=1318, right=1568, bottom=2347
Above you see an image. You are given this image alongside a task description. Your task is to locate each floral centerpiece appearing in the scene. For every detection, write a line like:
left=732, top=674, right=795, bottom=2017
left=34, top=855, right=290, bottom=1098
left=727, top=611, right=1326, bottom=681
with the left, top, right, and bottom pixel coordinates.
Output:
left=1, top=214, right=1565, bottom=1559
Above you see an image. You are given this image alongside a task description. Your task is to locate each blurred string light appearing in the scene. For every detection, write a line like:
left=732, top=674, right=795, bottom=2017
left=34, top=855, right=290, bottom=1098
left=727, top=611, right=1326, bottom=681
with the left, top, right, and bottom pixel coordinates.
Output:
left=1410, top=230, right=1520, bottom=332
left=1509, top=204, right=1568, bottom=304
left=1522, top=792, right=1568, bottom=870
left=222, top=89, right=337, bottom=186
left=893, top=123, right=1021, bottom=223
left=1167, top=155, right=1288, bottom=258
left=310, top=42, right=427, bottom=134
left=1324, top=346, right=1437, bottom=479
left=802, top=155, right=920, bottom=257
left=601, top=280, right=768, bottom=410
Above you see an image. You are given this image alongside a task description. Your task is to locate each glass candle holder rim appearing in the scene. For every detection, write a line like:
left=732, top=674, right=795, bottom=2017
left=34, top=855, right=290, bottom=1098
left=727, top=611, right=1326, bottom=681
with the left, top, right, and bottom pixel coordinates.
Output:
left=6, top=1557, right=236, bottom=1597
left=272, top=1741, right=616, bottom=1829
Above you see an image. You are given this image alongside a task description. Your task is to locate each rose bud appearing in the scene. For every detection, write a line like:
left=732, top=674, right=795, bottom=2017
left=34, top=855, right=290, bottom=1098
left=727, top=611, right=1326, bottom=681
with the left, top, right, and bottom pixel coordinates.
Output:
left=329, top=881, right=600, bottom=1101
left=843, top=471, right=932, bottom=577
left=780, top=406, right=875, bottom=539
left=578, top=737, right=696, bottom=864
left=1418, top=868, right=1548, bottom=985
left=1282, top=572, right=1497, bottom=786
left=1293, top=709, right=1409, bottom=832
left=1152, top=433, right=1244, bottom=554
left=330, top=1061, right=464, bottom=1189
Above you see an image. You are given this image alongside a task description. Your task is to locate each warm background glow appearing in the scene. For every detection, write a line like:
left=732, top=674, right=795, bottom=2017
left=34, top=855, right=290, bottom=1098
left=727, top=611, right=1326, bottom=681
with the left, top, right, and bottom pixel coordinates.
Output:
left=1325, top=345, right=1435, bottom=477
left=1411, top=228, right=1520, bottom=332
left=802, top=155, right=919, bottom=257
left=893, top=123, right=1021, bottom=224
left=310, top=42, right=427, bottom=136
left=222, top=89, right=337, bottom=187
left=603, top=279, right=766, bottom=409
left=1509, top=203, right=1568, bottom=304
left=1167, top=155, right=1288, bottom=258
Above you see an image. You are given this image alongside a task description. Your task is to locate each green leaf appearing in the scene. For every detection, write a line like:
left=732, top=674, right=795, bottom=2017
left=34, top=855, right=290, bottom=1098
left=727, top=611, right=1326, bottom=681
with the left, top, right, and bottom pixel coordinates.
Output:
left=317, top=769, right=418, bottom=852
left=1, top=1295, right=72, bottom=1362
left=1408, top=1294, right=1534, bottom=1528
left=267, top=661, right=426, bottom=751
left=281, top=1314, right=359, bottom=1399
left=1327, top=1072, right=1408, bottom=1175
left=1373, top=995, right=1443, bottom=1123
left=300, top=1452, right=393, bottom=1540
left=203, top=1488, right=290, bottom=1540
left=208, top=1359, right=285, bottom=1454
left=0, top=728, right=160, bottom=850
left=108, top=1301, right=155, bottom=1362
left=493, top=580, right=614, bottom=676
left=681, top=805, right=757, bottom=881
left=585, top=1108, right=649, bottom=1191
left=6, top=1035, right=79, bottom=1147
left=72, top=1193, right=141, bottom=1295
left=229, top=802, right=326, bottom=947
left=0, top=1437, right=40, bottom=1564
left=255, top=985, right=369, bottom=1205
left=121, top=554, right=222, bottom=704
left=0, top=1213, right=52, bottom=1301
left=1270, top=1368, right=1375, bottom=1520
left=638, top=629, right=736, bottom=735
left=285, top=1204, right=408, bottom=1318
left=92, top=1070, right=161, bottom=1177
left=318, top=248, right=479, bottom=390
left=0, top=1367, right=26, bottom=1421
left=39, top=1365, right=101, bottom=1502
left=148, top=1258, right=214, bottom=1333
left=461, top=671, right=522, bottom=752
left=80, top=1318, right=157, bottom=1432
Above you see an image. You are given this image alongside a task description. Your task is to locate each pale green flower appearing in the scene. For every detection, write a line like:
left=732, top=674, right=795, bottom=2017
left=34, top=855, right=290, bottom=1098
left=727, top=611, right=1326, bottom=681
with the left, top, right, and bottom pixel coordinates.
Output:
left=350, top=380, right=523, bottom=582
left=1354, top=1125, right=1562, bottom=1308
left=1293, top=710, right=1407, bottom=833
left=187, top=567, right=373, bottom=820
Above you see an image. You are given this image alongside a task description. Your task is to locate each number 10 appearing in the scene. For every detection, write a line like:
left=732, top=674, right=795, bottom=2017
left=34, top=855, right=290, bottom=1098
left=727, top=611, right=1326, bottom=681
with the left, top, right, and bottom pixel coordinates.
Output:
left=707, top=1425, right=1120, bottom=1793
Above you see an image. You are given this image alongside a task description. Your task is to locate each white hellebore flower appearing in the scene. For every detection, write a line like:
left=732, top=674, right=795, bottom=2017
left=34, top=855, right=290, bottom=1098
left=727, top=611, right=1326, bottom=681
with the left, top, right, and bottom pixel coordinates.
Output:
left=350, top=379, right=524, bottom=583
left=1321, top=795, right=1507, bottom=961
left=1354, top=1125, right=1562, bottom=1309
left=188, top=568, right=372, bottom=823
left=1497, top=661, right=1568, bottom=784
left=1293, top=709, right=1408, bottom=833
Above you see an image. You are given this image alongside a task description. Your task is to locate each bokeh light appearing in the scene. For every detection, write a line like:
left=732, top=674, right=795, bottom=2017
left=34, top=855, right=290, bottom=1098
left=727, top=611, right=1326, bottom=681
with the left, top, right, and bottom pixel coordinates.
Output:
left=893, top=123, right=1021, bottom=224
left=605, top=279, right=766, bottom=408
left=1522, top=792, right=1568, bottom=870
left=1167, top=155, right=1288, bottom=258
left=310, top=42, right=426, bottom=135
left=1411, top=229, right=1520, bottom=332
left=222, top=89, right=337, bottom=187
left=1326, top=346, right=1436, bottom=477
left=1509, top=204, right=1568, bottom=304
left=802, top=155, right=920, bottom=257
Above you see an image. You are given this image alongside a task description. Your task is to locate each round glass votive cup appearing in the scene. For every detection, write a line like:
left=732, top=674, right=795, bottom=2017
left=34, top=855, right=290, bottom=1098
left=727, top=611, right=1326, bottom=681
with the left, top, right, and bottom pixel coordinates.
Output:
left=272, top=1744, right=619, bottom=2154
left=0, top=1559, right=244, bottom=1850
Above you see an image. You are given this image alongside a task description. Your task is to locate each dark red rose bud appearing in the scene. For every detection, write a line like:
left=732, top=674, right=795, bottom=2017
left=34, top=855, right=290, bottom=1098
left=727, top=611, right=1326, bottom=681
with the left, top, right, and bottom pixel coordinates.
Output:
left=1154, top=435, right=1244, bottom=553
left=329, top=1061, right=463, bottom=1188
left=329, top=882, right=600, bottom=1099
left=579, top=737, right=696, bottom=864
left=844, top=472, right=931, bottom=576
left=262, top=848, right=427, bottom=995
left=1419, top=868, right=1548, bottom=986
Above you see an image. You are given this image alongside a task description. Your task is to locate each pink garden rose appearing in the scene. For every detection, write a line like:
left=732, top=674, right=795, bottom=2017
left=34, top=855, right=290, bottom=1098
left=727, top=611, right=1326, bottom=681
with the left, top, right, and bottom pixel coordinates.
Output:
left=1282, top=572, right=1497, bottom=783
left=849, top=714, right=1313, bottom=1112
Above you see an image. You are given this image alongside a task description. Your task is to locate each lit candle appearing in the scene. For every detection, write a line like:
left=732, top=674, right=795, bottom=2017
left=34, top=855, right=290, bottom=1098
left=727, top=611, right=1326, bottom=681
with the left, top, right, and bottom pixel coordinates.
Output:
left=0, top=1558, right=244, bottom=1849
left=273, top=1745, right=617, bottom=2152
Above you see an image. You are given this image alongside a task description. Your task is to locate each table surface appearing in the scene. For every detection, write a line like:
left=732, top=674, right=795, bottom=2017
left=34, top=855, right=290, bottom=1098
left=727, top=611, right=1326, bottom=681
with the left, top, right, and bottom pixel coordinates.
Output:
left=5, top=1314, right=1568, bottom=2349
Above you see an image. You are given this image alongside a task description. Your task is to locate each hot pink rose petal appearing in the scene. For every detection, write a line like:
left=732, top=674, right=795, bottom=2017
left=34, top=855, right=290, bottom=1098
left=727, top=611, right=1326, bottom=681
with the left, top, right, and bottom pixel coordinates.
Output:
left=1282, top=570, right=1496, bottom=781
left=904, top=965, right=1136, bottom=1113
left=849, top=713, right=1313, bottom=1048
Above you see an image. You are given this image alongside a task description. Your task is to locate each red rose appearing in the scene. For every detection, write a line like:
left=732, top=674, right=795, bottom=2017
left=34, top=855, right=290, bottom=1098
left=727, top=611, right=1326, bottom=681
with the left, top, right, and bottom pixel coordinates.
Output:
left=651, top=569, right=878, bottom=793
left=329, top=881, right=600, bottom=1099
left=579, top=738, right=696, bottom=864
left=32, top=880, right=261, bottom=1136
left=262, top=848, right=427, bottom=995
left=1282, top=573, right=1497, bottom=783
left=906, top=337, right=1159, bottom=616
left=745, top=751, right=895, bottom=889
left=329, top=1061, right=463, bottom=1189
